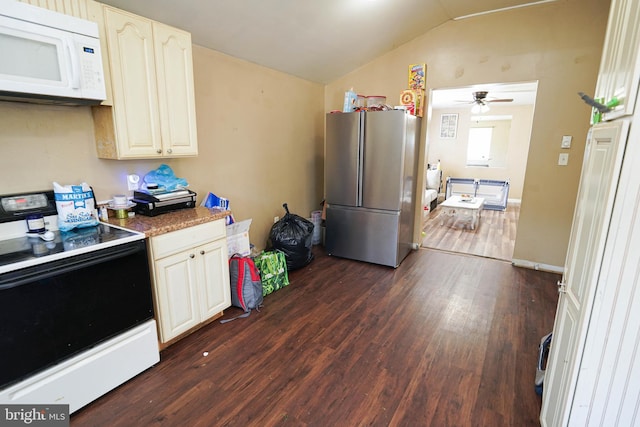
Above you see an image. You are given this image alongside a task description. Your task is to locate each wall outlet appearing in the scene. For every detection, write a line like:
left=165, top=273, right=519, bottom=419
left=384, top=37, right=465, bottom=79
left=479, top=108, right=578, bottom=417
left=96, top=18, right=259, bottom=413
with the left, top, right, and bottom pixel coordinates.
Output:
left=558, top=153, right=569, bottom=166
left=127, top=174, right=140, bottom=191
left=561, top=135, right=572, bottom=149
left=274, top=216, right=279, bottom=223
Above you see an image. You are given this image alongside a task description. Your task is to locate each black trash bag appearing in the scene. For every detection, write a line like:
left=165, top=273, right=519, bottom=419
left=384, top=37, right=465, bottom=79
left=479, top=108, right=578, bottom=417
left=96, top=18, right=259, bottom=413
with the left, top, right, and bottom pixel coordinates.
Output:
left=266, top=203, right=314, bottom=270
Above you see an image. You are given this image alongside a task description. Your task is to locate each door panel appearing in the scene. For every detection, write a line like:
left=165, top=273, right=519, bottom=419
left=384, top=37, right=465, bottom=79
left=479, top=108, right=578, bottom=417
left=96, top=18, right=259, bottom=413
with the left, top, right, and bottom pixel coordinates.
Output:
left=153, top=22, right=198, bottom=156
left=325, top=205, right=402, bottom=267
left=362, top=111, right=406, bottom=211
left=541, top=120, right=629, bottom=426
left=104, top=7, right=162, bottom=157
left=325, top=112, right=362, bottom=206
left=198, top=240, right=230, bottom=319
left=154, top=252, right=198, bottom=341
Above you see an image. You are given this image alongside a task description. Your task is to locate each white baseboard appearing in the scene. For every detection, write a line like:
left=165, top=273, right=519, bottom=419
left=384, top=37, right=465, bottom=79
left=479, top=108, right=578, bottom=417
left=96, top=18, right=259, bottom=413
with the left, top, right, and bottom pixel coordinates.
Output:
left=507, top=198, right=522, bottom=204
left=511, top=258, right=564, bottom=274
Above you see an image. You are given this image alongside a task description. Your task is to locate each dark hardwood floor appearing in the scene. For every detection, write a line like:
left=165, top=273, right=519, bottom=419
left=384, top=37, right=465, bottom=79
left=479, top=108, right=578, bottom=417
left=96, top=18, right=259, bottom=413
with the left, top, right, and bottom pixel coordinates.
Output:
left=422, top=203, right=520, bottom=261
left=72, top=246, right=558, bottom=426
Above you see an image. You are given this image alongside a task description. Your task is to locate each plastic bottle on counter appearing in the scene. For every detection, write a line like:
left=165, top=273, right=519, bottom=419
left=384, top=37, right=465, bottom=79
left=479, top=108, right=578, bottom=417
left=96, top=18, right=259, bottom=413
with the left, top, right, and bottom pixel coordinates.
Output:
left=99, top=206, right=109, bottom=222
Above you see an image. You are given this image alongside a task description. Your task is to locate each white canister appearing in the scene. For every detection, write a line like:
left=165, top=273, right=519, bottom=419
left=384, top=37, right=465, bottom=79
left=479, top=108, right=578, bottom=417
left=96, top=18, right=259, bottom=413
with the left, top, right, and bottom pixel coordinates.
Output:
left=112, top=194, right=128, bottom=207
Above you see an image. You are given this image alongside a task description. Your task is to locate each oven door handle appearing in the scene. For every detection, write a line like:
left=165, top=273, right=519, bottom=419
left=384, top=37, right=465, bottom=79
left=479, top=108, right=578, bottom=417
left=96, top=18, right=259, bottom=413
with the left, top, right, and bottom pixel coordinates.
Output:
left=0, top=243, right=143, bottom=290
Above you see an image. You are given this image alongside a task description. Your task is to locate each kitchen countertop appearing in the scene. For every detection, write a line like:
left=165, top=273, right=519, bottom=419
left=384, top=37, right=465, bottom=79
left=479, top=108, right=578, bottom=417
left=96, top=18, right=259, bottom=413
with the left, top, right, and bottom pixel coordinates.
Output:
left=104, top=206, right=231, bottom=237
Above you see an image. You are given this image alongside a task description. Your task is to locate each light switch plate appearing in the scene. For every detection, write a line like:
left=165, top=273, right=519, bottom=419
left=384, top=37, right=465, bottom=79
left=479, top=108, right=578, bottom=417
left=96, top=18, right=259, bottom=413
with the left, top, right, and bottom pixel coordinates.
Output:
left=561, top=135, right=572, bottom=149
left=558, top=153, right=569, bottom=166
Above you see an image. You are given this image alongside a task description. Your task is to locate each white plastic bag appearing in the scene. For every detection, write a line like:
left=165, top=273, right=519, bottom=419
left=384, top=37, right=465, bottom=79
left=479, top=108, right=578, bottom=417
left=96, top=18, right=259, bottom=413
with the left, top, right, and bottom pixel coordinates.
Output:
left=53, top=182, right=99, bottom=231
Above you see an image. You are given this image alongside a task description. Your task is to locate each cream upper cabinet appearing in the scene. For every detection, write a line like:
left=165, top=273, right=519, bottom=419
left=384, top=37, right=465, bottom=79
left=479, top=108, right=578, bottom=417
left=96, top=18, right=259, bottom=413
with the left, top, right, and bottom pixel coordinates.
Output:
left=93, top=6, right=198, bottom=159
left=153, top=22, right=199, bottom=158
left=594, top=0, right=640, bottom=121
left=101, top=8, right=162, bottom=158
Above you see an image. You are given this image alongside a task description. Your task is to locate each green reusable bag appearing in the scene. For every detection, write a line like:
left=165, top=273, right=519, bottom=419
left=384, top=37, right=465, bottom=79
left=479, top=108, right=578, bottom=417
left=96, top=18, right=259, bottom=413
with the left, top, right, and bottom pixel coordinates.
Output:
left=254, top=250, right=289, bottom=296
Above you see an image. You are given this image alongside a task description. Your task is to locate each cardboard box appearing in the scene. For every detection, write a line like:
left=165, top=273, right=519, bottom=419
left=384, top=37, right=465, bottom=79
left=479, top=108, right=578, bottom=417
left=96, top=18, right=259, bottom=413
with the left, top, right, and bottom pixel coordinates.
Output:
left=226, top=218, right=252, bottom=257
left=400, top=89, right=425, bottom=117
left=408, top=64, right=426, bottom=90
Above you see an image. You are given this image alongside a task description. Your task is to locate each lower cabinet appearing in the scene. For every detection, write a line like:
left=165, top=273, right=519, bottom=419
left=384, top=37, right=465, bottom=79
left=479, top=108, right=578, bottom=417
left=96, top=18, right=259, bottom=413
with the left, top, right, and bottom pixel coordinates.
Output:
left=148, top=220, right=230, bottom=344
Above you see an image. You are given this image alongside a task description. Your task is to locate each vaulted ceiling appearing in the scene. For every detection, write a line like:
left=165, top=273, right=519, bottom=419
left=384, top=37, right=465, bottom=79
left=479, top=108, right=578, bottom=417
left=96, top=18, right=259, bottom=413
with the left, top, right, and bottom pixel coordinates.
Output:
left=98, top=0, right=557, bottom=84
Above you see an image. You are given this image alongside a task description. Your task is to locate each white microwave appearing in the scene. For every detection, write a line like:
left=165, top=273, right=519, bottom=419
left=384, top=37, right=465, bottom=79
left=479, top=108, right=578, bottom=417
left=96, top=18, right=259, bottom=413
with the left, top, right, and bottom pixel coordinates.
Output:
left=0, top=2, right=106, bottom=105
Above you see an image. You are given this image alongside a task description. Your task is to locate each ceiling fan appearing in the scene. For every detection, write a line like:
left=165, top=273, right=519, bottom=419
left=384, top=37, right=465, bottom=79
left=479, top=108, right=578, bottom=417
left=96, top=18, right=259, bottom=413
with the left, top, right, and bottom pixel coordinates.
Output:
left=458, top=91, right=514, bottom=113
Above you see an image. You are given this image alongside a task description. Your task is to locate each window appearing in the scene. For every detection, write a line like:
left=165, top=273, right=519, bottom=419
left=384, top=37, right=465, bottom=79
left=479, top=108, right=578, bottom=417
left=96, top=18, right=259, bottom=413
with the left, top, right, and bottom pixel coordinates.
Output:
left=466, top=127, right=493, bottom=167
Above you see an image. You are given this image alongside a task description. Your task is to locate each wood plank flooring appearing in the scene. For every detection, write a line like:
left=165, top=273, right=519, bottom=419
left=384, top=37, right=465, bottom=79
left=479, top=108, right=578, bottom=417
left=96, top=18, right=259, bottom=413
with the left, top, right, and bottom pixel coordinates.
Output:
left=422, top=203, right=520, bottom=261
left=71, top=246, right=558, bottom=426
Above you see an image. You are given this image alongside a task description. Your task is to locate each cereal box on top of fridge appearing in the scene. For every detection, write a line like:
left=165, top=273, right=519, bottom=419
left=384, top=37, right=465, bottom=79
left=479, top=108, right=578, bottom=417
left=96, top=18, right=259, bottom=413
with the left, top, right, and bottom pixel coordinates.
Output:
left=408, top=64, right=426, bottom=90
left=400, top=89, right=425, bottom=117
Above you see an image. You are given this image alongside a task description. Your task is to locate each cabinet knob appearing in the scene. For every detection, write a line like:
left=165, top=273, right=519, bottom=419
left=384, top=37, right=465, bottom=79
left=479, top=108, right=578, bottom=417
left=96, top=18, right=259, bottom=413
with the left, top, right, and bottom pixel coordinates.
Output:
left=156, top=149, right=162, bottom=154
left=200, top=250, right=205, bottom=255
left=189, top=253, right=195, bottom=259
left=167, top=148, right=173, bottom=154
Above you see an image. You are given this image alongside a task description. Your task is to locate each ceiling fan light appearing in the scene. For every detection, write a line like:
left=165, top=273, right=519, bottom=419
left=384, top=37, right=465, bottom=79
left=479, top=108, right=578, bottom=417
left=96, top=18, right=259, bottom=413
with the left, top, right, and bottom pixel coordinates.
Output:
left=471, top=103, right=490, bottom=114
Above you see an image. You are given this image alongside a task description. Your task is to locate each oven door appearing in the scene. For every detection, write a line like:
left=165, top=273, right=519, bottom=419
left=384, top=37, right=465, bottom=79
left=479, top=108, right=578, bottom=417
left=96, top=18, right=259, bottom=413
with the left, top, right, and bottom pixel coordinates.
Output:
left=0, top=240, right=154, bottom=389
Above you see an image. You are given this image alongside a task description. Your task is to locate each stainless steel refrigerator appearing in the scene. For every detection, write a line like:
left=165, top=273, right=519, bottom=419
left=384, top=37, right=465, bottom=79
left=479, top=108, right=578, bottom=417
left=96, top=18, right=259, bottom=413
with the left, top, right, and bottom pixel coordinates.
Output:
left=324, top=110, right=421, bottom=267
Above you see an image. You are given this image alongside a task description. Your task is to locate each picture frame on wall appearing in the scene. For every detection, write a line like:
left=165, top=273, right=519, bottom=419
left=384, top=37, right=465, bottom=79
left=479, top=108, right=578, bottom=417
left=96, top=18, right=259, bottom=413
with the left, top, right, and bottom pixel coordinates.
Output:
left=440, top=113, right=458, bottom=139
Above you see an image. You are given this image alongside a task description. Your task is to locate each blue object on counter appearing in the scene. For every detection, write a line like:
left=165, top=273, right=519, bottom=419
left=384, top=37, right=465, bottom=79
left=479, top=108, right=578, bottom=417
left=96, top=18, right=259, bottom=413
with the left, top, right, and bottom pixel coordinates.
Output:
left=202, top=192, right=229, bottom=210
left=142, top=164, right=188, bottom=192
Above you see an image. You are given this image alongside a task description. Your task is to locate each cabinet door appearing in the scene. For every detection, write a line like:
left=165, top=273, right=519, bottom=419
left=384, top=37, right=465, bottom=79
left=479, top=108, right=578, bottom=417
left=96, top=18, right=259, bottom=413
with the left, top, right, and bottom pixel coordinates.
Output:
left=196, top=239, right=231, bottom=320
left=103, top=7, right=163, bottom=158
left=153, top=22, right=198, bottom=157
left=154, top=250, right=200, bottom=342
left=595, top=0, right=640, bottom=121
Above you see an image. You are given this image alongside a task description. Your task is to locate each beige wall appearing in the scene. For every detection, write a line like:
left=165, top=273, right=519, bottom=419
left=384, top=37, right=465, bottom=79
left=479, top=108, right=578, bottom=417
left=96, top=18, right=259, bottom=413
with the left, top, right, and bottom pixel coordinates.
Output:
left=0, top=46, right=325, bottom=251
left=325, top=0, right=610, bottom=268
left=428, top=104, right=534, bottom=200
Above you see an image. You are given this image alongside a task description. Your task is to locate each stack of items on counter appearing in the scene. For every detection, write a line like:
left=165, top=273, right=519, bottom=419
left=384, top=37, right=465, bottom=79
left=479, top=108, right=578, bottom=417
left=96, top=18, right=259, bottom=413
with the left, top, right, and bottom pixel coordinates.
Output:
left=399, top=63, right=426, bottom=117
left=132, top=164, right=197, bottom=216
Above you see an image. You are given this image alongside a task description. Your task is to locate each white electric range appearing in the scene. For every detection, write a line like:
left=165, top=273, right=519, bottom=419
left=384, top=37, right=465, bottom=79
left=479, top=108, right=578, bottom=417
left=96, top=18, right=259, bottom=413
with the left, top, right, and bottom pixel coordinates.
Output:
left=0, top=190, right=159, bottom=414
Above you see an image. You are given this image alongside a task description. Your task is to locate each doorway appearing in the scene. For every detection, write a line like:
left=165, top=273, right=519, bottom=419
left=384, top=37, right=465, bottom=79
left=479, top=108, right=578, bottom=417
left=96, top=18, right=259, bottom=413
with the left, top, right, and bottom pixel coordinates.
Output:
left=421, top=81, right=538, bottom=261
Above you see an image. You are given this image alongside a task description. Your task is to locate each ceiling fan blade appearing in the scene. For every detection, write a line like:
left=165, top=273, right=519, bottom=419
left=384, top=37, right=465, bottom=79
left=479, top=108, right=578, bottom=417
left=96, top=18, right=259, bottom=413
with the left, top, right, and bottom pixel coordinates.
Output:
left=487, top=98, right=514, bottom=103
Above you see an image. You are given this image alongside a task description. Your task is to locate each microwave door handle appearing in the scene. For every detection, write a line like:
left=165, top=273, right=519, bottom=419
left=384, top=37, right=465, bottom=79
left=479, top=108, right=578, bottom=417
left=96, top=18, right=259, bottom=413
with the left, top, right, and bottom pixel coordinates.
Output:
left=66, top=40, right=81, bottom=89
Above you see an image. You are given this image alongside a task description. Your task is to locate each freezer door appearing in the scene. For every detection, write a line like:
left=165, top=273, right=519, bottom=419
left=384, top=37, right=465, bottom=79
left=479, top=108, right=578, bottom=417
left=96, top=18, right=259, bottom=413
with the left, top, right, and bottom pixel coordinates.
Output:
left=325, top=205, right=412, bottom=268
left=325, top=112, right=363, bottom=206
left=362, top=111, right=415, bottom=211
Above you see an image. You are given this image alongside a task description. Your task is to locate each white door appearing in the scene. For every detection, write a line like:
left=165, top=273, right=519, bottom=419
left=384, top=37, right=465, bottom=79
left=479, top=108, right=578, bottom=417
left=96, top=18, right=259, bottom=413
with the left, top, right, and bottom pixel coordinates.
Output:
left=540, top=120, right=628, bottom=426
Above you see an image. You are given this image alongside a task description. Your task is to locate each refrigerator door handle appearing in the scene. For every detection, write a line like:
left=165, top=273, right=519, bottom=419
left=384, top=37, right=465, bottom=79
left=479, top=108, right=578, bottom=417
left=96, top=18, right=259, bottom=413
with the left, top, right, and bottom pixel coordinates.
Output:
left=357, top=112, right=365, bottom=206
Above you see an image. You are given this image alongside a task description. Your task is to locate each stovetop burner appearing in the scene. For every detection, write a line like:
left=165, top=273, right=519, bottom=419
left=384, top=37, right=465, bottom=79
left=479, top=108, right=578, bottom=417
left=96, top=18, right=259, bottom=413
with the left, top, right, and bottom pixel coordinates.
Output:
left=0, top=190, right=147, bottom=275
left=0, top=223, right=144, bottom=275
